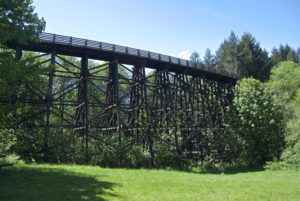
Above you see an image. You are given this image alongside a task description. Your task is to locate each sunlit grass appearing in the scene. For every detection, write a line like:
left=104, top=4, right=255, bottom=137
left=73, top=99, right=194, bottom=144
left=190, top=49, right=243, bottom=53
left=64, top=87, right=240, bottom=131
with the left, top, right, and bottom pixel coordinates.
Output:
left=0, top=164, right=299, bottom=201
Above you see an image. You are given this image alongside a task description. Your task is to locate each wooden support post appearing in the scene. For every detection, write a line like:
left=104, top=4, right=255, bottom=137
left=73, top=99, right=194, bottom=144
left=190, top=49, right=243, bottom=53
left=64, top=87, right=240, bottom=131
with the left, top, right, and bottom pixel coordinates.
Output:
left=74, top=55, right=89, bottom=163
left=106, top=60, right=122, bottom=166
left=43, top=51, right=55, bottom=162
left=82, top=55, right=89, bottom=164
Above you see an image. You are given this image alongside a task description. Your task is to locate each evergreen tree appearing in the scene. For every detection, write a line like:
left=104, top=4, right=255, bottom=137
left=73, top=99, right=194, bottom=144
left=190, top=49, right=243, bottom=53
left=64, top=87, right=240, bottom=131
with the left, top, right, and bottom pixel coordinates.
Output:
left=190, top=51, right=201, bottom=64
left=203, top=48, right=216, bottom=66
left=297, top=48, right=300, bottom=63
left=216, top=32, right=270, bottom=80
left=271, top=48, right=280, bottom=65
left=216, top=31, right=240, bottom=74
left=238, top=33, right=270, bottom=80
left=271, top=44, right=298, bottom=65
left=287, top=48, right=298, bottom=61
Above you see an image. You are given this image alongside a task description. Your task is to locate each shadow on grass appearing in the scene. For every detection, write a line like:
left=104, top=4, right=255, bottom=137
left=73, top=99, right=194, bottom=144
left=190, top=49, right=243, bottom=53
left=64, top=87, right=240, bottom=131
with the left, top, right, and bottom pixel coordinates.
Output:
left=0, top=166, right=117, bottom=201
left=186, top=165, right=266, bottom=175
left=201, top=166, right=265, bottom=174
left=117, top=164, right=265, bottom=175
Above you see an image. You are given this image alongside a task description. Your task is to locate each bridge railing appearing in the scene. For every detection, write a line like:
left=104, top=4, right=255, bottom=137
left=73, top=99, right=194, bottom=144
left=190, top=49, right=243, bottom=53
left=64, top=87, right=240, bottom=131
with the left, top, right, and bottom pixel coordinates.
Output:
left=39, top=32, right=239, bottom=79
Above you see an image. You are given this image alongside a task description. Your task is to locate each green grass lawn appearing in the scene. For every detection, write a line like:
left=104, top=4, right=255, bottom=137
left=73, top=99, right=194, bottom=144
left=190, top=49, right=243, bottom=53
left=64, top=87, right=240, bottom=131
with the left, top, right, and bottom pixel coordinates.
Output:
left=0, top=164, right=299, bottom=201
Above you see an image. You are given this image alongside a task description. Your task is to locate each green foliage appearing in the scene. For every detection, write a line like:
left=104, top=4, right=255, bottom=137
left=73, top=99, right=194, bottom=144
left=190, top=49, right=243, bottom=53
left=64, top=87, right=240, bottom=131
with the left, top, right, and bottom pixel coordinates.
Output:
left=0, top=0, right=46, bottom=162
left=0, top=129, right=16, bottom=153
left=238, top=33, right=270, bottom=80
left=271, top=44, right=299, bottom=65
left=154, top=145, right=187, bottom=169
left=216, top=32, right=270, bottom=80
left=228, top=78, right=285, bottom=166
left=0, top=52, right=50, bottom=162
left=0, top=51, right=45, bottom=99
left=297, top=48, right=300, bottom=63
left=0, top=0, right=45, bottom=44
left=2, top=153, right=20, bottom=164
left=267, top=61, right=300, bottom=167
left=267, top=61, right=300, bottom=107
left=126, top=145, right=149, bottom=167
left=216, top=31, right=240, bottom=74
left=203, top=48, right=216, bottom=66
left=282, top=101, right=300, bottom=168
left=0, top=0, right=46, bottom=113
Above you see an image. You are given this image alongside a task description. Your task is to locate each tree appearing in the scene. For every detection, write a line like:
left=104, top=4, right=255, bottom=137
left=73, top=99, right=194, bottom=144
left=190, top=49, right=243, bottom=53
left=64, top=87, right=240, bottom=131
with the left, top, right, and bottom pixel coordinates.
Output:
left=203, top=48, right=216, bottom=66
left=0, top=0, right=45, bottom=97
left=0, top=0, right=45, bottom=109
left=267, top=61, right=300, bottom=167
left=0, top=0, right=46, bottom=45
left=0, top=0, right=45, bottom=156
left=271, top=44, right=298, bottom=65
left=296, top=47, right=300, bottom=63
left=216, top=32, right=271, bottom=80
left=216, top=31, right=240, bottom=74
left=287, top=49, right=297, bottom=61
left=238, top=33, right=270, bottom=80
left=267, top=61, right=300, bottom=105
left=281, top=91, right=300, bottom=167
left=228, top=78, right=285, bottom=166
left=190, top=51, right=201, bottom=64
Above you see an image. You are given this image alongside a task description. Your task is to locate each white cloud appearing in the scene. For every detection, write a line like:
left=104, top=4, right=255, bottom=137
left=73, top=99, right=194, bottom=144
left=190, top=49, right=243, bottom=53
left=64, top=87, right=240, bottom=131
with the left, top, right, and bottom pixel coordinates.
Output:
left=178, top=51, right=191, bottom=60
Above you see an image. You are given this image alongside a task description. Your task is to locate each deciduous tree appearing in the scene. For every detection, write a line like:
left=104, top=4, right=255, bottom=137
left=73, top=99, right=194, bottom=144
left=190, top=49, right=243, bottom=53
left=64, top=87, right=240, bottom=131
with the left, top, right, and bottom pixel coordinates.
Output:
left=229, top=78, right=285, bottom=166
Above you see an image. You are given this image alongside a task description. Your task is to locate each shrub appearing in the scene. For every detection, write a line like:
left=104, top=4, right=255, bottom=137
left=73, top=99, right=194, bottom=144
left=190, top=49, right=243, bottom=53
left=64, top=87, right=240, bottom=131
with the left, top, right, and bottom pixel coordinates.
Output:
left=0, top=129, right=16, bottom=154
left=228, top=78, right=285, bottom=167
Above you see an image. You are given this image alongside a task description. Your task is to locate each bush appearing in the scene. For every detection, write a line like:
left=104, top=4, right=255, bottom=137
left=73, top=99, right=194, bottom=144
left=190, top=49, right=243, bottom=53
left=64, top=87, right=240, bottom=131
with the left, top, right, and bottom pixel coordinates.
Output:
left=228, top=78, right=285, bottom=167
left=0, top=129, right=16, bottom=154
left=127, top=145, right=150, bottom=168
left=283, top=91, right=300, bottom=166
left=4, top=153, right=20, bottom=164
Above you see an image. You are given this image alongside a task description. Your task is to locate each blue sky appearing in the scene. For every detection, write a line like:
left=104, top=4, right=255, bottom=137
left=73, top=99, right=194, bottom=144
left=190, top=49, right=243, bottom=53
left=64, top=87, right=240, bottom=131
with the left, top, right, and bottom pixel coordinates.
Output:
left=33, top=0, right=300, bottom=59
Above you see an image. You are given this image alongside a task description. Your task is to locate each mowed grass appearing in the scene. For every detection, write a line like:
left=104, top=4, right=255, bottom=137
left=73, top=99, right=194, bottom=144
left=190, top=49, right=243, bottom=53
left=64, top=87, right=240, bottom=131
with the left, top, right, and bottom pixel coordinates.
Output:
left=0, top=164, right=299, bottom=201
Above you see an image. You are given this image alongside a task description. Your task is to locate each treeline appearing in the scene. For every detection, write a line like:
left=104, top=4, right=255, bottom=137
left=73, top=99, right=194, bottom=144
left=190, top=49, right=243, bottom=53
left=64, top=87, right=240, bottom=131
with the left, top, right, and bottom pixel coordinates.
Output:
left=191, top=31, right=300, bottom=81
